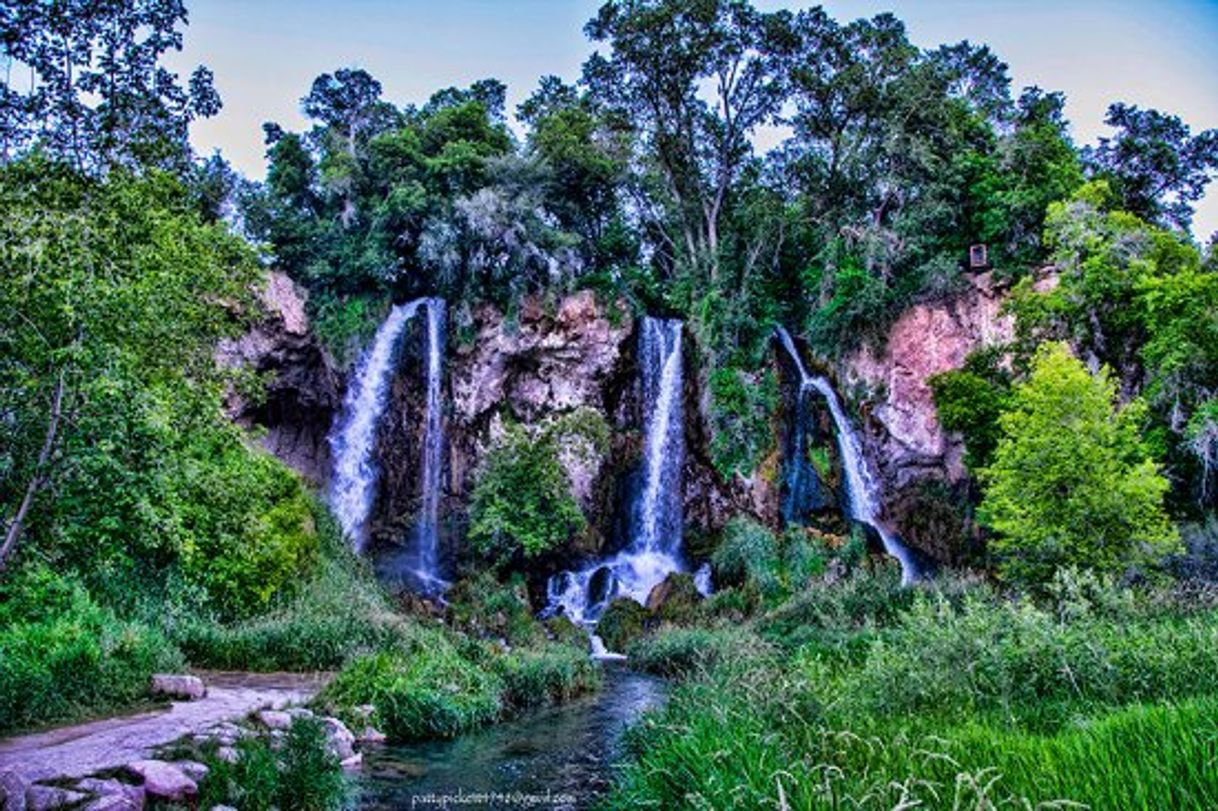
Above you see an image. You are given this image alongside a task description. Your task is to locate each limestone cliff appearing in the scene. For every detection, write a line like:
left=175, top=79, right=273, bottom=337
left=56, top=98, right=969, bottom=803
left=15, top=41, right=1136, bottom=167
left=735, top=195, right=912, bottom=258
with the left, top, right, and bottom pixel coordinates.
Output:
left=839, top=271, right=1016, bottom=560
left=216, top=272, right=340, bottom=485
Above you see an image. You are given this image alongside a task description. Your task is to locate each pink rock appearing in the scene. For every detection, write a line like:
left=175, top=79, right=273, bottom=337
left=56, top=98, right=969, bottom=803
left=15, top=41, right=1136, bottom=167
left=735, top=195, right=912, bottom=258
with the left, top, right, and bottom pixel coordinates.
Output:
left=124, top=761, right=196, bottom=803
left=149, top=674, right=206, bottom=701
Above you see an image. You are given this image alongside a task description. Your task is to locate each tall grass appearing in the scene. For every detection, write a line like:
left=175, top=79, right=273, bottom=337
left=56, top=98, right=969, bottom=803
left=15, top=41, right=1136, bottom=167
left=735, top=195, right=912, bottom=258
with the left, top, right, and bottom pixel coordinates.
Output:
left=605, top=573, right=1218, bottom=810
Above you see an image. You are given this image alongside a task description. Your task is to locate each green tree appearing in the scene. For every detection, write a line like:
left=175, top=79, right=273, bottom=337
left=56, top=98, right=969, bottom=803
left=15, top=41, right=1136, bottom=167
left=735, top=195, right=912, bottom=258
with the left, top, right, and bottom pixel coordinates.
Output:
left=0, top=158, right=316, bottom=616
left=978, top=343, right=1178, bottom=586
left=0, top=0, right=220, bottom=171
left=467, top=424, right=586, bottom=566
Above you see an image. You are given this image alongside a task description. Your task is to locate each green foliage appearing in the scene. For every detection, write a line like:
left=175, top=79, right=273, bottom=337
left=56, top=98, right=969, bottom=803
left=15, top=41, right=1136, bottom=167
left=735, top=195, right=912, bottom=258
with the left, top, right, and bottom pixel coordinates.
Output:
left=0, top=573, right=183, bottom=734
left=594, top=598, right=650, bottom=652
left=310, top=292, right=389, bottom=367
left=707, top=365, right=779, bottom=478
left=195, top=718, right=347, bottom=811
left=317, top=639, right=503, bottom=741
left=447, top=571, right=544, bottom=647
left=173, top=515, right=411, bottom=671
left=712, top=518, right=836, bottom=605
left=493, top=643, right=602, bottom=710
left=0, top=158, right=317, bottom=618
left=929, top=349, right=1013, bottom=471
left=607, top=570, right=1218, bottom=810
left=979, top=343, right=1178, bottom=586
left=467, top=422, right=586, bottom=565
left=626, top=625, right=775, bottom=680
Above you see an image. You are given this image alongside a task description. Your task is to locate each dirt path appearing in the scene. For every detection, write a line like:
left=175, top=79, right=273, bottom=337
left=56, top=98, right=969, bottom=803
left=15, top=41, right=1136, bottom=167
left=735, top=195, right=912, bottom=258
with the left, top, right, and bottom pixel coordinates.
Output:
left=0, top=671, right=331, bottom=783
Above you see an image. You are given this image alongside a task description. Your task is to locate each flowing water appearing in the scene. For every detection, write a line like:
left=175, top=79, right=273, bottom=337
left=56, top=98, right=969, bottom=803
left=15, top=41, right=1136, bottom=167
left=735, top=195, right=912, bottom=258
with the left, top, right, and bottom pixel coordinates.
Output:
left=328, top=301, right=424, bottom=551
left=354, top=666, right=665, bottom=810
left=410, top=298, right=448, bottom=594
left=775, top=326, right=918, bottom=584
left=544, top=318, right=688, bottom=628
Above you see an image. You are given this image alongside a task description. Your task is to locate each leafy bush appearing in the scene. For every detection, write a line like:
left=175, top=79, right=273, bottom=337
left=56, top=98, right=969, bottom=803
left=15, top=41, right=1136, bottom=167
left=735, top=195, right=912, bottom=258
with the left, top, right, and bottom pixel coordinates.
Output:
left=447, top=571, right=544, bottom=646
left=626, top=626, right=774, bottom=679
left=0, top=576, right=183, bottom=734
left=176, top=445, right=320, bottom=619
left=467, top=422, right=586, bottom=564
left=494, top=643, right=602, bottom=710
left=317, top=638, right=503, bottom=741
left=758, top=565, right=914, bottom=650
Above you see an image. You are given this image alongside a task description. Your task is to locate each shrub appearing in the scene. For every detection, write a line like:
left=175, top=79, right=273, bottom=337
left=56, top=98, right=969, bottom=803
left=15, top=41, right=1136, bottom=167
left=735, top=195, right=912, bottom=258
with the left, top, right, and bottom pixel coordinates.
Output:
left=0, top=576, right=183, bottom=734
left=317, top=638, right=503, bottom=741
left=447, top=571, right=544, bottom=646
left=174, top=519, right=408, bottom=671
left=195, top=717, right=346, bottom=811
left=979, top=342, right=1179, bottom=587
left=467, top=422, right=585, bottom=564
left=494, top=644, right=602, bottom=710
left=626, top=626, right=774, bottom=679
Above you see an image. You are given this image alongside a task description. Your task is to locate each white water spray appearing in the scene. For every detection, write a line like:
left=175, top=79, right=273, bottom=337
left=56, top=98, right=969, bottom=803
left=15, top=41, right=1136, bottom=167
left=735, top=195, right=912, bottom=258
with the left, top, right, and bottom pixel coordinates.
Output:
left=775, top=326, right=918, bottom=584
left=545, top=318, right=688, bottom=625
left=327, top=301, right=423, bottom=551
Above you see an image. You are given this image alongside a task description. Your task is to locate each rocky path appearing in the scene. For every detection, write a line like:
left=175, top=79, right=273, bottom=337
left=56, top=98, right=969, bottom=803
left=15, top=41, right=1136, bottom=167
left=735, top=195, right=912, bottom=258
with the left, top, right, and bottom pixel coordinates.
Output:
left=0, top=671, right=330, bottom=783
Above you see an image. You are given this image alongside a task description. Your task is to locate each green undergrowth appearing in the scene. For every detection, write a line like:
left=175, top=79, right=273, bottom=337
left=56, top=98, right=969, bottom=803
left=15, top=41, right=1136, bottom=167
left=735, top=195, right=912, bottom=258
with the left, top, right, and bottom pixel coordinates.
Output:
left=315, top=571, right=601, bottom=742
left=604, top=568, right=1218, bottom=810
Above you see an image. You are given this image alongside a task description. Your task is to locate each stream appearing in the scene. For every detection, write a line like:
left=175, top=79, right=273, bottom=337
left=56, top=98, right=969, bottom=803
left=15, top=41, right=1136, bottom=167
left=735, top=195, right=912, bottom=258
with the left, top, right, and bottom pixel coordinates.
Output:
left=353, top=665, right=666, bottom=810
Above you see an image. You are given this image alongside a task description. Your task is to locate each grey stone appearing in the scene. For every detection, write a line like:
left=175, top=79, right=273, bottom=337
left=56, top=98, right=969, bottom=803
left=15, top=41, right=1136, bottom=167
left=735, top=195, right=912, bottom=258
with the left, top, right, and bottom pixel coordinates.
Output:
left=149, top=674, right=206, bottom=701
left=322, top=717, right=356, bottom=760
left=24, top=785, right=86, bottom=811
left=356, top=726, right=386, bottom=744
left=255, top=709, right=292, bottom=730
left=0, top=769, right=29, bottom=811
left=124, top=761, right=196, bottom=803
left=340, top=752, right=362, bottom=770
left=286, top=707, right=315, bottom=720
left=215, top=746, right=239, bottom=764
left=170, top=761, right=208, bottom=784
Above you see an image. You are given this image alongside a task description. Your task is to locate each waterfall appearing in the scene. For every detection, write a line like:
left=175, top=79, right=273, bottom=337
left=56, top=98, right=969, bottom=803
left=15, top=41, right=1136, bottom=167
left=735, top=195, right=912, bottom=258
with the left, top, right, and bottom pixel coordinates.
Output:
left=545, top=317, right=687, bottom=626
left=411, top=298, right=448, bottom=593
left=775, top=326, right=918, bottom=585
left=328, top=300, right=424, bottom=551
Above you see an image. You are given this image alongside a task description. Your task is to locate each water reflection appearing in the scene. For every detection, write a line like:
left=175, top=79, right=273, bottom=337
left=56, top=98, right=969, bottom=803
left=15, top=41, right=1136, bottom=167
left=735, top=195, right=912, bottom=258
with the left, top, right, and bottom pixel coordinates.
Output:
left=355, top=665, right=666, bottom=810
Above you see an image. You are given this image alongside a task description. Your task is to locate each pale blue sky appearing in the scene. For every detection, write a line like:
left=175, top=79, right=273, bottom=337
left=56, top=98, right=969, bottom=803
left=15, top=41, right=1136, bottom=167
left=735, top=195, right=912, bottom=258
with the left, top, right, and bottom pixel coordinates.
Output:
left=170, top=0, right=1218, bottom=239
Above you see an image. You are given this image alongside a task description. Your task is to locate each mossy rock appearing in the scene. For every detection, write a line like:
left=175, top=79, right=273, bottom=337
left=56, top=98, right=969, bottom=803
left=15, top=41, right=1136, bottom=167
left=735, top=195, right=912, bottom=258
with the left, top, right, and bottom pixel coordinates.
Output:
left=645, top=572, right=703, bottom=625
left=544, top=615, right=589, bottom=649
left=595, top=598, right=650, bottom=651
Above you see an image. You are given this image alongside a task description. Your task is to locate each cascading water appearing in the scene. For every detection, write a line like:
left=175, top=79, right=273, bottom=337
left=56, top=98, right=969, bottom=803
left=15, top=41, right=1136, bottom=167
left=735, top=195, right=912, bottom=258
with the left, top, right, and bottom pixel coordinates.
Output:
left=775, top=326, right=918, bottom=585
left=545, top=318, right=690, bottom=627
left=328, top=301, right=423, bottom=552
left=410, top=298, right=448, bottom=593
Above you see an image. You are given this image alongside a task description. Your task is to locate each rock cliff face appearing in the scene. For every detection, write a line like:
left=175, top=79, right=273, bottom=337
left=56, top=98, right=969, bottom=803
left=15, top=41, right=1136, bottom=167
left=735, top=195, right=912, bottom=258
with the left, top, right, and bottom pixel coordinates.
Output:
left=216, top=272, right=341, bottom=485
left=839, top=271, right=1015, bottom=560
left=366, top=290, right=743, bottom=581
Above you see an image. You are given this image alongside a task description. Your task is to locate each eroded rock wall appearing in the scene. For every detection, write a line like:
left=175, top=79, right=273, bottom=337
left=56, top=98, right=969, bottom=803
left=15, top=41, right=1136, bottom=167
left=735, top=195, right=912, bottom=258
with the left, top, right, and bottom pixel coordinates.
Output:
left=216, top=271, right=341, bottom=485
left=839, top=271, right=1016, bottom=560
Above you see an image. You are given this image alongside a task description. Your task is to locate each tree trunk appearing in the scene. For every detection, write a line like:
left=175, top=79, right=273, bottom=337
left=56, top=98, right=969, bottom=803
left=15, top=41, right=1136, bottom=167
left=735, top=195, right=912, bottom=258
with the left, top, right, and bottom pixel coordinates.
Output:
left=0, top=374, right=65, bottom=573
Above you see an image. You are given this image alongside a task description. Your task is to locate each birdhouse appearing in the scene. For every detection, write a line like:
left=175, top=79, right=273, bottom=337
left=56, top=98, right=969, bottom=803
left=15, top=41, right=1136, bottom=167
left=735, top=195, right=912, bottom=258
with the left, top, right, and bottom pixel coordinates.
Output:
left=969, top=244, right=988, bottom=269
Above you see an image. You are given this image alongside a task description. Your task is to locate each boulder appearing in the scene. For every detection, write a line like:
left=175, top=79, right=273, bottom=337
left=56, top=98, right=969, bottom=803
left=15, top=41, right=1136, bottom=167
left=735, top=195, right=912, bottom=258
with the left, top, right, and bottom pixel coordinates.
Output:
left=321, top=717, right=356, bottom=761
left=595, top=598, right=650, bottom=652
left=124, top=761, right=196, bottom=803
left=645, top=572, right=703, bottom=624
left=340, top=753, right=363, bottom=770
left=169, top=761, right=208, bottom=784
left=76, top=779, right=144, bottom=811
left=149, top=674, right=206, bottom=701
left=255, top=710, right=292, bottom=730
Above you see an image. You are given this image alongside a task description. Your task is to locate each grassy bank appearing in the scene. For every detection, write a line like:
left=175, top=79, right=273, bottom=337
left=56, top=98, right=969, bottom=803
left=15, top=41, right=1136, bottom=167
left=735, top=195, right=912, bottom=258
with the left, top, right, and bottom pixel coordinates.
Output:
left=606, top=567, right=1218, bottom=809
